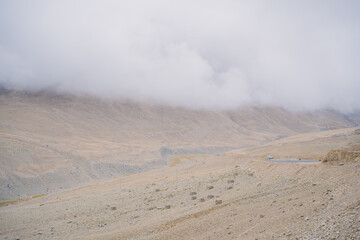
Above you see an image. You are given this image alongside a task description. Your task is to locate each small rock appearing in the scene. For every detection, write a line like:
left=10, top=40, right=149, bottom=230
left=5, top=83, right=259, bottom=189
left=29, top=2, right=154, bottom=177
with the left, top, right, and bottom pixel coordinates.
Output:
left=288, top=198, right=292, bottom=201
left=110, top=206, right=117, bottom=211
left=227, top=186, right=233, bottom=190
left=260, top=215, right=264, bottom=218
left=312, top=183, right=317, bottom=186
left=256, top=183, right=261, bottom=187
left=304, top=217, right=309, bottom=221
left=215, top=200, right=222, bottom=205
left=38, top=231, right=43, bottom=235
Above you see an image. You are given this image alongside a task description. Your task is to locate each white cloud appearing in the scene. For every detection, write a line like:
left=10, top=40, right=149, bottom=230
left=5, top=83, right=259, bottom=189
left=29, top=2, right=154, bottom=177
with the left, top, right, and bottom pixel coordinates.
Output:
left=0, top=0, right=359, bottom=111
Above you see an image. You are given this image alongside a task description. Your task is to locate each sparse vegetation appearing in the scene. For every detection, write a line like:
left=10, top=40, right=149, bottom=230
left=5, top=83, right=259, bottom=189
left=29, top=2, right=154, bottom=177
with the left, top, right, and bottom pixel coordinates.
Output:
left=0, top=194, right=47, bottom=206
left=324, top=145, right=360, bottom=165
left=169, top=155, right=210, bottom=167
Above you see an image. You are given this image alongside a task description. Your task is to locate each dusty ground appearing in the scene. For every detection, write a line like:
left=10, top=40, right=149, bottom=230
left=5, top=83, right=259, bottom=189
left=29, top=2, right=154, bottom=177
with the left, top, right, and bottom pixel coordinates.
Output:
left=1, top=128, right=359, bottom=240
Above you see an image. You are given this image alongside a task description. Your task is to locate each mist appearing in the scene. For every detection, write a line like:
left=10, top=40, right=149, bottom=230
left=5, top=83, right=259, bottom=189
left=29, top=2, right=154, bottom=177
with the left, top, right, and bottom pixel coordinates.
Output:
left=0, top=0, right=359, bottom=112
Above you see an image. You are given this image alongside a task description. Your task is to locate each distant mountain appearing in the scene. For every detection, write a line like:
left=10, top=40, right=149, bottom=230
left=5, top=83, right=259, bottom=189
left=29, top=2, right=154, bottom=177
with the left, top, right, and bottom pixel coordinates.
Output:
left=0, top=90, right=359, bottom=200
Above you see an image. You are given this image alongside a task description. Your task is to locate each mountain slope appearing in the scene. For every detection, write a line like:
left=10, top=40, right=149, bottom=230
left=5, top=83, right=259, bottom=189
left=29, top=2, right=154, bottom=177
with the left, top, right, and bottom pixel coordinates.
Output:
left=0, top=90, right=359, bottom=200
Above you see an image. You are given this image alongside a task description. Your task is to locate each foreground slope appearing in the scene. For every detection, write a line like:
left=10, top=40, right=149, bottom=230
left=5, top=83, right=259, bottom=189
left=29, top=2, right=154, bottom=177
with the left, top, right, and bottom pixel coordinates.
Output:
left=1, top=128, right=359, bottom=239
left=0, top=90, right=359, bottom=200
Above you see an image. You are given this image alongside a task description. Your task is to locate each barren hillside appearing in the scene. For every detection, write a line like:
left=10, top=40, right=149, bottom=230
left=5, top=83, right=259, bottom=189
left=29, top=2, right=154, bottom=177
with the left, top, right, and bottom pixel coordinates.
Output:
left=0, top=90, right=359, bottom=200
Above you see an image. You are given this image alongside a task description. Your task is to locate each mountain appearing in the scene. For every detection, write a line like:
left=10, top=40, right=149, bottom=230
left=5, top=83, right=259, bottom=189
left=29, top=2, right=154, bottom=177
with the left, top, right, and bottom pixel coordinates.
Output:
left=0, top=89, right=359, bottom=200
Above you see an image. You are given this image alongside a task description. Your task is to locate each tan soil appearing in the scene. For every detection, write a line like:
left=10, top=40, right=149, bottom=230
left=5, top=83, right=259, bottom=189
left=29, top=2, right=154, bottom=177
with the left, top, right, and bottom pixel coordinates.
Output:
left=1, top=128, right=359, bottom=240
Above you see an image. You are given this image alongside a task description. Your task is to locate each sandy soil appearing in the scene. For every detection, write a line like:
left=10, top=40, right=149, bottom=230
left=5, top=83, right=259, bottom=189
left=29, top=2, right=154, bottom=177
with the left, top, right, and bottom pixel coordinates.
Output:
left=1, top=128, right=359, bottom=240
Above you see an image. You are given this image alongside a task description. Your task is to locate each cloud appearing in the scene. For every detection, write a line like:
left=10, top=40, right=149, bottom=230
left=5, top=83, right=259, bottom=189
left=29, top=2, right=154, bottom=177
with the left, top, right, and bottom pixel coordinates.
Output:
left=0, top=0, right=359, bottom=112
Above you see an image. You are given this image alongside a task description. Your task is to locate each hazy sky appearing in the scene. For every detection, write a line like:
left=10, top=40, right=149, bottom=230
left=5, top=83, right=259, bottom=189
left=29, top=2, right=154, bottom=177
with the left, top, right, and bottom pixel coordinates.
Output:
left=0, top=1, right=359, bottom=112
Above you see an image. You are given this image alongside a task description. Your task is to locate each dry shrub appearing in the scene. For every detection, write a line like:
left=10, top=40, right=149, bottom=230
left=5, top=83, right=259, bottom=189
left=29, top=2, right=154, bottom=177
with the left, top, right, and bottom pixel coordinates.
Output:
left=324, top=145, right=360, bottom=165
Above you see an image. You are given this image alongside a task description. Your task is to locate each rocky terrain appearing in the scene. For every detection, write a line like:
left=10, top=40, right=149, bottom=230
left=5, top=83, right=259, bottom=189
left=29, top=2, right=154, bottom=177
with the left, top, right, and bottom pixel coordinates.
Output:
left=0, top=127, right=359, bottom=239
left=324, top=129, right=360, bottom=167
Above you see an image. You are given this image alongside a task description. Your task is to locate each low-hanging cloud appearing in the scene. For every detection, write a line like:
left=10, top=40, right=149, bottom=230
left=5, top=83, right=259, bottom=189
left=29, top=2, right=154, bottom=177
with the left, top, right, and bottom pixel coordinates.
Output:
left=0, top=0, right=359, bottom=112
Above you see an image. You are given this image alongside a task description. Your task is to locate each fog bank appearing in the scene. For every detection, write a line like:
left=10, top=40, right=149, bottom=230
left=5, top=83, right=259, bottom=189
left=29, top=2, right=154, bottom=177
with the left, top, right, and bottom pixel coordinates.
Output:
left=0, top=1, right=359, bottom=112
